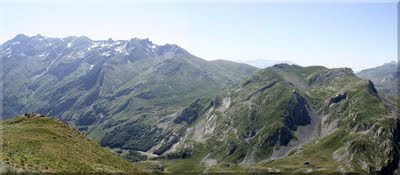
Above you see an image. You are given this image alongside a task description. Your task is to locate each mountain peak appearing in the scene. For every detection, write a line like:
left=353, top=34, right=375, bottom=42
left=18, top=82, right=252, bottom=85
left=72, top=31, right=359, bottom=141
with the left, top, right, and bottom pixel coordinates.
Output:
left=11, top=34, right=29, bottom=42
left=129, top=37, right=153, bottom=45
left=272, top=63, right=291, bottom=68
left=386, top=60, right=397, bottom=65
left=79, top=35, right=91, bottom=40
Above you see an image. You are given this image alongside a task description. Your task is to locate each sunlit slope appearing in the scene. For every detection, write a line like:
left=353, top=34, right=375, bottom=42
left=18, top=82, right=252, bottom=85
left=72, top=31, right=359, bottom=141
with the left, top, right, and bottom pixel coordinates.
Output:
left=161, top=64, right=399, bottom=174
left=0, top=115, right=143, bottom=173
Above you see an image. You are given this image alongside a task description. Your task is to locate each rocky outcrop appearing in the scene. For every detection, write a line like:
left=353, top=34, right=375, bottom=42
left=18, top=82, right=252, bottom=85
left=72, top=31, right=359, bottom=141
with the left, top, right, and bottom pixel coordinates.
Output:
left=356, top=61, right=398, bottom=97
left=24, top=112, right=45, bottom=118
left=379, top=119, right=400, bottom=175
left=174, top=98, right=210, bottom=125
left=262, top=128, right=293, bottom=147
left=367, top=80, right=378, bottom=94
left=283, top=91, right=311, bottom=131
left=246, top=81, right=277, bottom=100
left=153, top=134, right=181, bottom=155
left=329, top=92, right=347, bottom=104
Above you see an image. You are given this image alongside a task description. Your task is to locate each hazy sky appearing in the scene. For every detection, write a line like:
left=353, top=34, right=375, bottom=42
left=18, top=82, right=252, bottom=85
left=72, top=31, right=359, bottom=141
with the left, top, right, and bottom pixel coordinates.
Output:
left=0, top=0, right=397, bottom=70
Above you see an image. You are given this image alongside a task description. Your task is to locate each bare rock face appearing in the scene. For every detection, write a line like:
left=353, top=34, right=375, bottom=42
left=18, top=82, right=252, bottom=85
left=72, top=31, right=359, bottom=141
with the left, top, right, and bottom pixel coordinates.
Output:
left=24, top=112, right=45, bottom=118
left=356, top=61, right=398, bottom=97
left=367, top=80, right=378, bottom=94
left=173, top=98, right=206, bottom=124
left=283, top=91, right=311, bottom=131
left=329, top=92, right=347, bottom=104
left=262, top=127, right=293, bottom=147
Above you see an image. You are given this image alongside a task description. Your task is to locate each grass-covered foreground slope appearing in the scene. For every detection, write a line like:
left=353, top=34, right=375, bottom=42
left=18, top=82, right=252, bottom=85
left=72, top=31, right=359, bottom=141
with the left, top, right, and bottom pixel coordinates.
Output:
left=160, top=64, right=399, bottom=174
left=0, top=115, right=144, bottom=173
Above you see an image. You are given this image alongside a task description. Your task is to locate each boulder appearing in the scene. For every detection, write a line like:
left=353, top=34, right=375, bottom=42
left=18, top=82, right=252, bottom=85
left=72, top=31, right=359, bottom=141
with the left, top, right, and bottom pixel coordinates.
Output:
left=329, top=92, right=347, bottom=104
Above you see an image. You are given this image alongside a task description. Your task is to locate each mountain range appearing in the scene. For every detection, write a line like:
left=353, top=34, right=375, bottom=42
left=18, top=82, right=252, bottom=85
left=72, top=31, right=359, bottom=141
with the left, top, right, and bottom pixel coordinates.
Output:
left=1, top=34, right=398, bottom=174
left=356, top=61, right=398, bottom=98
left=0, top=34, right=257, bottom=152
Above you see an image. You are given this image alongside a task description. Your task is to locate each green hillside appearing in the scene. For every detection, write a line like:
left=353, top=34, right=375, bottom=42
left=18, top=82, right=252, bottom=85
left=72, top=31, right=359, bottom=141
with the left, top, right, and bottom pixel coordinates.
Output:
left=0, top=114, right=144, bottom=173
left=159, top=64, right=399, bottom=174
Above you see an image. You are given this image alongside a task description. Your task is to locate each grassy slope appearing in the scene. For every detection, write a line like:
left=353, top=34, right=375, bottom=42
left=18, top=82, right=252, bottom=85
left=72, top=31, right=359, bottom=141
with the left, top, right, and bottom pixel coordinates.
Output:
left=160, top=143, right=209, bottom=173
left=156, top=67, right=305, bottom=173
left=0, top=116, right=143, bottom=173
left=90, top=55, right=258, bottom=151
left=258, top=66, right=397, bottom=173
left=159, top=64, right=397, bottom=174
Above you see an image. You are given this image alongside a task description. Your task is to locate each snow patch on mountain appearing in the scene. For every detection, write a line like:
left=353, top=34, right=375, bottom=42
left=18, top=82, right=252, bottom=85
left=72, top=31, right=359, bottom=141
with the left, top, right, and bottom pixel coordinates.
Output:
left=115, top=43, right=129, bottom=55
left=37, top=53, right=46, bottom=57
left=102, top=51, right=111, bottom=57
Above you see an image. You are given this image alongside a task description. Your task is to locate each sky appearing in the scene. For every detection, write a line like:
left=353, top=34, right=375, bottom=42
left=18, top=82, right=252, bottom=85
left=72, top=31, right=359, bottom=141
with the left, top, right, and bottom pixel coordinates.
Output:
left=0, top=0, right=397, bottom=71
